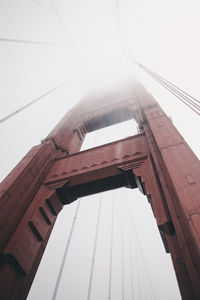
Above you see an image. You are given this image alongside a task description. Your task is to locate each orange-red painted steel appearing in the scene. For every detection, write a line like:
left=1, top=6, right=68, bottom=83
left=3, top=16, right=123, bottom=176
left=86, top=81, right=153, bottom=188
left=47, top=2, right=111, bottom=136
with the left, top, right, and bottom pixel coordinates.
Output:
left=0, top=81, right=200, bottom=299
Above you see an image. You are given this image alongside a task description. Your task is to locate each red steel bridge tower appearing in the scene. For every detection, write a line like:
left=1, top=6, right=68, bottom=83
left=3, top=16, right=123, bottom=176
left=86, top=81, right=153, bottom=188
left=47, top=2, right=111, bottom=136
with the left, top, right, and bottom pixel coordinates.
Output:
left=0, top=81, right=200, bottom=299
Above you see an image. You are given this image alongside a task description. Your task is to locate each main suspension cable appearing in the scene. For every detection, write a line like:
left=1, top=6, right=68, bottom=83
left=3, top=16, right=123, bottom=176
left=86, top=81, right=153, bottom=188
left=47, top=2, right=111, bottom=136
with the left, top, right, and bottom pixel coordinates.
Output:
left=150, top=75, right=200, bottom=116
left=111, top=0, right=200, bottom=115
left=134, top=58, right=200, bottom=106
left=130, top=58, right=200, bottom=117
left=136, top=60, right=200, bottom=112
left=0, top=79, right=70, bottom=124
left=111, top=0, right=200, bottom=119
left=52, top=199, right=81, bottom=300
left=87, top=194, right=103, bottom=300
left=153, top=76, right=200, bottom=110
left=0, top=37, right=66, bottom=47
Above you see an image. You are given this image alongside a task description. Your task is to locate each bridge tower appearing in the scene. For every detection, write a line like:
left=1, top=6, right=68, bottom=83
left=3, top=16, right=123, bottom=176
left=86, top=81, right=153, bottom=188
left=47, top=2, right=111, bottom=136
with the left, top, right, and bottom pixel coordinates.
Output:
left=0, top=81, right=200, bottom=300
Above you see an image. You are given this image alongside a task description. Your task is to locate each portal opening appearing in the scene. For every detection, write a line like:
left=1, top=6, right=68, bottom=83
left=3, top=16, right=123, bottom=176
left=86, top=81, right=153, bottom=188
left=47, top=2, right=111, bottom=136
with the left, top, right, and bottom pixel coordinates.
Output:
left=28, top=113, right=181, bottom=300
left=81, top=118, right=139, bottom=150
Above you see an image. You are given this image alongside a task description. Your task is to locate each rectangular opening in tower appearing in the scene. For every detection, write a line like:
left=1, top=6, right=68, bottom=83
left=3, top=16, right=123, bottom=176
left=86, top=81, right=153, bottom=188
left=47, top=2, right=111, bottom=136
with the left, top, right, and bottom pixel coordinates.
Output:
left=81, top=119, right=139, bottom=151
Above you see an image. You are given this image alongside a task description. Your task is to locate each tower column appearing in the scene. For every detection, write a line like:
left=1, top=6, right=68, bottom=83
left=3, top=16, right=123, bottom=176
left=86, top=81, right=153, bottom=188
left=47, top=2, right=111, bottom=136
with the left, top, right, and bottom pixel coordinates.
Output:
left=143, top=104, right=200, bottom=298
left=1, top=82, right=200, bottom=299
left=0, top=104, right=86, bottom=300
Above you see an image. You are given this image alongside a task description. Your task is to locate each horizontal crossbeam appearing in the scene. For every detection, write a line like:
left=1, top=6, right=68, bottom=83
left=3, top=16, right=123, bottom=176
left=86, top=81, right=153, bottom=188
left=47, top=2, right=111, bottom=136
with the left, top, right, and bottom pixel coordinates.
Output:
left=44, top=134, right=148, bottom=202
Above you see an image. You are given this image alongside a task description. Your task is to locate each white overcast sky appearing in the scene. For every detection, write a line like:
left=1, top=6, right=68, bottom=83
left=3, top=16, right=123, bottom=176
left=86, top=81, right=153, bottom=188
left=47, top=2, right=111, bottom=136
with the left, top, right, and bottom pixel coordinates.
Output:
left=1, top=0, right=200, bottom=299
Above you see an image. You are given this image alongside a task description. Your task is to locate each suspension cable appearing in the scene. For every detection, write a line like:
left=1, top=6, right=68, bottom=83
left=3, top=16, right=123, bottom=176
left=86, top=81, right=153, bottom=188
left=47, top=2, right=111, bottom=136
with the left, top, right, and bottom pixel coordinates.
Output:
left=134, top=239, right=142, bottom=300
left=136, top=61, right=200, bottom=112
left=50, top=0, right=73, bottom=44
left=153, top=76, right=200, bottom=110
left=50, top=0, right=88, bottom=79
left=0, top=79, right=70, bottom=124
left=128, top=225, right=134, bottom=300
left=108, top=193, right=115, bottom=300
left=52, top=122, right=99, bottom=299
left=111, top=0, right=200, bottom=119
left=123, top=190, right=157, bottom=299
left=52, top=199, right=81, bottom=300
left=111, top=2, right=200, bottom=117
left=130, top=58, right=200, bottom=117
left=115, top=0, right=120, bottom=22
left=121, top=193, right=125, bottom=300
left=133, top=58, right=200, bottom=106
left=0, top=87, right=135, bottom=127
left=31, top=0, right=54, bottom=13
left=87, top=194, right=103, bottom=300
left=31, top=0, right=71, bottom=43
left=0, top=37, right=66, bottom=47
left=150, top=75, right=200, bottom=116
left=129, top=223, right=142, bottom=300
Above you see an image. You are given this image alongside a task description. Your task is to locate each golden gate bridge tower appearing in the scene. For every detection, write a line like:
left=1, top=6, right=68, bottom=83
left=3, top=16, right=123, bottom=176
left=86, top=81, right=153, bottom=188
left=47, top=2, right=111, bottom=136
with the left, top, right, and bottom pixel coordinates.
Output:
left=0, top=80, right=200, bottom=300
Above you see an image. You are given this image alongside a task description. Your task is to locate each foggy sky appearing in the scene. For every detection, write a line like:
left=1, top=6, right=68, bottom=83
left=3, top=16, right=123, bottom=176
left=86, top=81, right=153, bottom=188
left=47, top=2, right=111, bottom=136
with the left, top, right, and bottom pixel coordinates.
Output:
left=1, top=0, right=200, bottom=299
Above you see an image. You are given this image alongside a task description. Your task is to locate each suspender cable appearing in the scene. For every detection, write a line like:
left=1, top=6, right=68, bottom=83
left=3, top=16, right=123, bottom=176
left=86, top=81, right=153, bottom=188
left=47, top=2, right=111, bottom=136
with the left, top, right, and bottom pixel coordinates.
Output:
left=31, top=0, right=55, bottom=13
left=50, top=0, right=74, bottom=46
left=123, top=190, right=157, bottom=300
left=0, top=79, right=70, bottom=124
left=121, top=193, right=125, bottom=300
left=52, top=199, right=81, bottom=300
left=128, top=220, right=143, bottom=300
left=130, top=58, right=200, bottom=116
left=50, top=0, right=88, bottom=81
left=32, top=0, right=71, bottom=43
left=87, top=194, right=103, bottom=300
left=115, top=0, right=120, bottom=21
left=129, top=226, right=134, bottom=300
left=0, top=37, right=66, bottom=47
left=108, top=194, right=115, bottom=300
